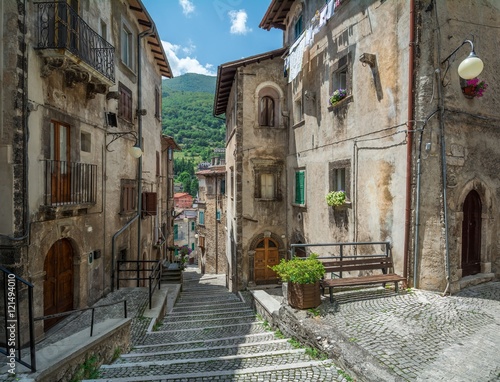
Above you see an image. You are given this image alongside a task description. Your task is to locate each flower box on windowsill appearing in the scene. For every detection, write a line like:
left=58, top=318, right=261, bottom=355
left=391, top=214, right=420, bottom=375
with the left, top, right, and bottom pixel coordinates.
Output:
left=328, top=95, right=353, bottom=111
left=332, top=200, right=352, bottom=209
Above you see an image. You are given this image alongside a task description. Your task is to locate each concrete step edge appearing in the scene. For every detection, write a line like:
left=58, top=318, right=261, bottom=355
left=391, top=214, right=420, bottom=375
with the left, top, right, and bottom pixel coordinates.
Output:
left=132, top=331, right=277, bottom=349
left=102, top=348, right=307, bottom=368
left=83, top=360, right=333, bottom=382
left=124, top=339, right=290, bottom=357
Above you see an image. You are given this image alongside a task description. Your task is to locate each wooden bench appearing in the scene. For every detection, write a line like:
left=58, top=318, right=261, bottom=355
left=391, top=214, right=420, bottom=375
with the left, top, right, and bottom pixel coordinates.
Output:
left=320, top=255, right=405, bottom=303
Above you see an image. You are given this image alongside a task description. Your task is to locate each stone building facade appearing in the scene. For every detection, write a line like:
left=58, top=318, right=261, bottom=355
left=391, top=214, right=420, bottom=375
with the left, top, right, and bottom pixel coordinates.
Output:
left=215, top=0, right=500, bottom=293
left=214, top=49, right=288, bottom=291
left=0, top=0, right=172, bottom=339
left=195, top=165, right=227, bottom=277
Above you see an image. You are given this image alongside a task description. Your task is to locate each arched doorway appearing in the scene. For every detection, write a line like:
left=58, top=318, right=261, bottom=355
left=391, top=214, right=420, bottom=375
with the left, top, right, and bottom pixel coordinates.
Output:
left=461, top=190, right=482, bottom=277
left=254, top=237, right=279, bottom=284
left=44, top=239, right=74, bottom=331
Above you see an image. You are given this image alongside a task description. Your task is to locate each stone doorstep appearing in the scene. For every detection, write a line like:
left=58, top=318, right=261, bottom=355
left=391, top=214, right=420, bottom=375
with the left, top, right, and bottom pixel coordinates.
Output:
left=459, top=273, right=495, bottom=290
left=10, top=318, right=131, bottom=381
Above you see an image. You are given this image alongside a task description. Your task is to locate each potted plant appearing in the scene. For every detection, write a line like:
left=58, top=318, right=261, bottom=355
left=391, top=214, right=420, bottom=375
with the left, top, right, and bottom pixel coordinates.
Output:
left=269, top=254, right=325, bottom=309
left=325, top=190, right=346, bottom=207
left=329, top=88, right=347, bottom=106
left=461, top=77, right=488, bottom=99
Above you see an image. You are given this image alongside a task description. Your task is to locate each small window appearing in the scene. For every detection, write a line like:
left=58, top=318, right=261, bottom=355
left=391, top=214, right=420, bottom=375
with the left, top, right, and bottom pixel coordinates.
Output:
left=216, top=210, right=221, bottom=221
left=100, top=20, right=107, bottom=41
left=198, top=235, right=205, bottom=248
left=191, top=221, right=195, bottom=231
left=294, top=170, right=305, bottom=205
left=330, top=54, right=352, bottom=102
left=121, top=22, right=134, bottom=69
left=198, top=210, right=205, bottom=225
left=260, top=173, right=275, bottom=199
left=294, top=97, right=303, bottom=125
left=294, top=14, right=303, bottom=40
left=260, top=96, right=274, bottom=127
left=220, top=178, right=226, bottom=195
left=155, top=86, right=161, bottom=120
left=174, top=224, right=178, bottom=240
left=120, top=179, right=136, bottom=213
left=81, top=131, right=91, bottom=152
left=329, top=161, right=351, bottom=200
left=156, top=151, right=160, bottom=177
left=118, top=83, right=132, bottom=121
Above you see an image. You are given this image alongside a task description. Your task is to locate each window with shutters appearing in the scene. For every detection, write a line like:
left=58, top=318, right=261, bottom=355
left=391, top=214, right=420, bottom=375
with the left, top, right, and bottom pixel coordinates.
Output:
left=329, top=160, right=351, bottom=201
left=258, top=87, right=280, bottom=128
left=118, top=83, right=132, bottom=122
left=174, top=224, right=178, bottom=240
left=120, top=179, right=136, bottom=213
left=294, top=169, right=306, bottom=206
left=252, top=159, right=282, bottom=201
left=142, top=192, right=157, bottom=216
left=156, top=151, right=160, bottom=177
left=198, top=210, right=205, bottom=225
left=155, top=86, right=161, bottom=120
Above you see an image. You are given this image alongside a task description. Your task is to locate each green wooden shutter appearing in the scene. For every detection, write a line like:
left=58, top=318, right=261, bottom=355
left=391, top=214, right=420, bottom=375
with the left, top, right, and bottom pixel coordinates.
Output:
left=295, top=171, right=305, bottom=204
left=174, top=224, right=178, bottom=240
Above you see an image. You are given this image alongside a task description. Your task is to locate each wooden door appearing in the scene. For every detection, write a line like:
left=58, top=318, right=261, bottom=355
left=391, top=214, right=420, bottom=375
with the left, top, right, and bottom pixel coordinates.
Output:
left=44, top=239, right=74, bottom=331
left=254, top=238, right=279, bottom=284
left=461, top=190, right=481, bottom=276
left=50, top=121, right=71, bottom=204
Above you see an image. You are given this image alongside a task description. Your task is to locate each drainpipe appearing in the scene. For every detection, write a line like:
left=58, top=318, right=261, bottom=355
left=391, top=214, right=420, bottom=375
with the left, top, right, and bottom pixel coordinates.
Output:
left=403, top=0, right=416, bottom=287
left=435, top=69, right=451, bottom=296
left=136, top=27, right=155, bottom=281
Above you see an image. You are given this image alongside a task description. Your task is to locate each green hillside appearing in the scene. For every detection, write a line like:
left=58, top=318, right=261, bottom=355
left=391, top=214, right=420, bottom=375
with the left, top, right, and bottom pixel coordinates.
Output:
left=161, top=73, right=225, bottom=162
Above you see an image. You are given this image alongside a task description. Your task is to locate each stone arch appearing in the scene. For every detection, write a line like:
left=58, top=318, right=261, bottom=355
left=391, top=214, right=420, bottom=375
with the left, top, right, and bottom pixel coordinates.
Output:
left=247, top=231, right=286, bottom=285
left=255, top=81, right=284, bottom=129
left=453, top=178, right=495, bottom=284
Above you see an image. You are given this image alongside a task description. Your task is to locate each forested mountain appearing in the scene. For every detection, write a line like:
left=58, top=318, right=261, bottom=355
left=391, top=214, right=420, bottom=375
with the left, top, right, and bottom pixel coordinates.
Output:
left=161, top=73, right=225, bottom=162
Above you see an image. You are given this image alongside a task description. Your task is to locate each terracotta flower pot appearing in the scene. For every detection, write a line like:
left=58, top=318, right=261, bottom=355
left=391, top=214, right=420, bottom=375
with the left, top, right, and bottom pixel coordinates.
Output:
left=288, top=281, right=321, bottom=309
left=462, top=86, right=476, bottom=99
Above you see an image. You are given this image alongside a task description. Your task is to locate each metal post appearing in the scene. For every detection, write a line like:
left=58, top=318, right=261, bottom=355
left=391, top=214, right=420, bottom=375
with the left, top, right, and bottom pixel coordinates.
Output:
left=90, top=308, right=95, bottom=337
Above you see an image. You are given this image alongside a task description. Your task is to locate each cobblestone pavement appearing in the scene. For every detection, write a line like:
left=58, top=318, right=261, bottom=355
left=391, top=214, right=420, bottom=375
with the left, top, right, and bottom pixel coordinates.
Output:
left=83, top=267, right=351, bottom=382
left=264, top=282, right=500, bottom=381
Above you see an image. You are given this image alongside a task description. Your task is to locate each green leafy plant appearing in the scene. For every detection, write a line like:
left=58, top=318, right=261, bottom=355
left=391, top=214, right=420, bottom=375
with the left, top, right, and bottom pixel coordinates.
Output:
left=269, top=254, right=325, bottom=284
left=329, top=88, right=347, bottom=106
left=325, top=190, right=346, bottom=207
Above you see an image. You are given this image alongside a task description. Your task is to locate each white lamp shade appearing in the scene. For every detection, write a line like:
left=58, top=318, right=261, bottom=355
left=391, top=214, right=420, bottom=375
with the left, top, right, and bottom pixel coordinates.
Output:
left=458, top=54, right=484, bottom=79
left=128, top=145, right=143, bottom=158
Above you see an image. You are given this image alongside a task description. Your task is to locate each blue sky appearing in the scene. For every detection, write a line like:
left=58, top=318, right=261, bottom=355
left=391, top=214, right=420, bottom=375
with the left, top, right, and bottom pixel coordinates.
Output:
left=141, top=0, right=283, bottom=77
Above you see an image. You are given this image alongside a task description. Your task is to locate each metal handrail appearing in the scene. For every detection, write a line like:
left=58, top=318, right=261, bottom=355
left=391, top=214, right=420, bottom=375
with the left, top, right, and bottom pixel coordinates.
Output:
left=34, top=299, right=127, bottom=337
left=1, top=266, right=36, bottom=372
left=116, top=260, right=162, bottom=309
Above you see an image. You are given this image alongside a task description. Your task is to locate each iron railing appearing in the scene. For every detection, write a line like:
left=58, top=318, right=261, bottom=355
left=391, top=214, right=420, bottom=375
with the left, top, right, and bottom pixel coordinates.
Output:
left=34, top=299, right=127, bottom=337
left=116, top=260, right=162, bottom=309
left=35, top=1, right=115, bottom=82
left=0, top=266, right=36, bottom=372
left=43, top=159, right=97, bottom=206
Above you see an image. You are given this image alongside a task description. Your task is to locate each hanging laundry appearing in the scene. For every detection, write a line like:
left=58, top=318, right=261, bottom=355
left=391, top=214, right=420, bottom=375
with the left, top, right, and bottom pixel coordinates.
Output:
left=288, top=33, right=306, bottom=83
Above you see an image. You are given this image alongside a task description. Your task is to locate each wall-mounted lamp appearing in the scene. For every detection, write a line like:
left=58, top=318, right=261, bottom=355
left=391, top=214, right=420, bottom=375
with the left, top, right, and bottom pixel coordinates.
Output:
left=442, top=39, right=484, bottom=79
left=106, top=131, right=142, bottom=158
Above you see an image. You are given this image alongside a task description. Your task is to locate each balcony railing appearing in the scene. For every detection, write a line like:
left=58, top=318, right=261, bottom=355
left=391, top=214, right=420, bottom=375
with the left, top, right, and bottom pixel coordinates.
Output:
left=44, top=160, right=97, bottom=206
left=35, top=1, right=115, bottom=83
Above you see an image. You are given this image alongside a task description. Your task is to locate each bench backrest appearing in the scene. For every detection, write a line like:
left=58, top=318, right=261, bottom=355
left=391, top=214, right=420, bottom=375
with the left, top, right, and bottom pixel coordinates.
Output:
left=321, top=256, right=394, bottom=274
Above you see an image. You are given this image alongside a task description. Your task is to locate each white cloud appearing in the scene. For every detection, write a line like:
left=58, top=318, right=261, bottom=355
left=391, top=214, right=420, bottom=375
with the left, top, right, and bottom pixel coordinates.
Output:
left=179, top=0, right=195, bottom=16
left=162, top=41, right=216, bottom=77
left=228, top=9, right=252, bottom=35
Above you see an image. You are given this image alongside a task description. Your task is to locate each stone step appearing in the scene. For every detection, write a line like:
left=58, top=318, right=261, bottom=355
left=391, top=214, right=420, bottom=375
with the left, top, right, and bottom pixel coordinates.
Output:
left=157, top=314, right=258, bottom=331
left=117, top=339, right=293, bottom=363
left=91, top=351, right=334, bottom=380
left=175, top=293, right=241, bottom=303
left=141, top=322, right=268, bottom=344
left=163, top=308, right=255, bottom=322
left=170, top=300, right=247, bottom=312
left=84, top=362, right=341, bottom=381
left=131, top=332, right=279, bottom=353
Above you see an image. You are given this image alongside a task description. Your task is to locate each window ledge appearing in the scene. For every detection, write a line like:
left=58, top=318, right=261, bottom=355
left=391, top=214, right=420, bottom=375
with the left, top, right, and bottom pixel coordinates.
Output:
left=328, top=95, right=353, bottom=112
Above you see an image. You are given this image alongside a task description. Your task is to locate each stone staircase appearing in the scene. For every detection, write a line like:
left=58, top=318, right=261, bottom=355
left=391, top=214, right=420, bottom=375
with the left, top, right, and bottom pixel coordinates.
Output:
left=83, top=273, right=345, bottom=381
left=161, top=262, right=182, bottom=284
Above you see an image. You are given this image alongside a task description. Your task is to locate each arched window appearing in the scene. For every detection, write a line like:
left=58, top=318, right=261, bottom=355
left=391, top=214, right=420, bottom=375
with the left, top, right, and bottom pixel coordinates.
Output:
left=258, top=86, right=280, bottom=127
left=260, top=96, right=274, bottom=127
